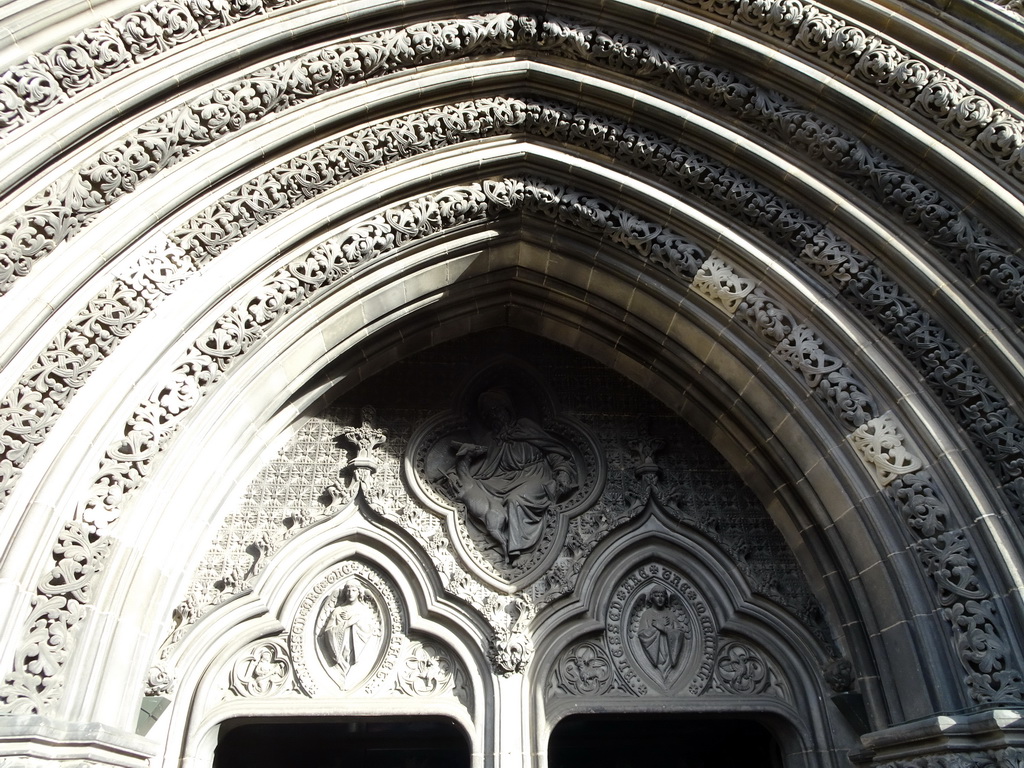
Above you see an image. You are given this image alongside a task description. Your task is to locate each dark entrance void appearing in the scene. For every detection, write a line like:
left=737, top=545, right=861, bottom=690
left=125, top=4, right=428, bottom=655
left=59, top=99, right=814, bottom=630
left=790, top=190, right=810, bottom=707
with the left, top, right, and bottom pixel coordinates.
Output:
left=213, top=717, right=469, bottom=768
left=548, top=715, right=782, bottom=768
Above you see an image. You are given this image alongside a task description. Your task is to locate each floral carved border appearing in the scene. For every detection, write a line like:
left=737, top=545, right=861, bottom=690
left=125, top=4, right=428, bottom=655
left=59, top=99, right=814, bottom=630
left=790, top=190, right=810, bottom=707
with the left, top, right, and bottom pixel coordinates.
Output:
left=2, top=12, right=1022, bottom=307
left=1, top=3, right=1020, bottom=172
left=0, top=0, right=309, bottom=136
left=1, top=177, right=1020, bottom=714
left=3, top=95, right=1023, bottom=537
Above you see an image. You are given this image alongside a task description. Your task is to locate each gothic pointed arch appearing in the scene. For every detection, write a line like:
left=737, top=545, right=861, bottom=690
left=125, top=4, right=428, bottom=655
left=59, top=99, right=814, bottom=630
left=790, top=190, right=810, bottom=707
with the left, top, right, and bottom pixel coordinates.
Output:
left=0, top=0, right=1021, bottom=765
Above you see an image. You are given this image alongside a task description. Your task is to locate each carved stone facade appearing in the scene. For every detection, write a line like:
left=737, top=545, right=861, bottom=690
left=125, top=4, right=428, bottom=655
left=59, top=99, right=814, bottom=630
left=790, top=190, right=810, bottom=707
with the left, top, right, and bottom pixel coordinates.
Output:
left=0, top=0, right=1022, bottom=766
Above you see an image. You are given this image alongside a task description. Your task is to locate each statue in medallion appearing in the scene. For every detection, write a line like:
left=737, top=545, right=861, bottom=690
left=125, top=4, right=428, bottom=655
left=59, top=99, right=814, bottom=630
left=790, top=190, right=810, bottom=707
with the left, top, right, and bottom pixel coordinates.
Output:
left=319, top=580, right=379, bottom=681
left=634, top=587, right=690, bottom=677
left=449, top=388, right=578, bottom=563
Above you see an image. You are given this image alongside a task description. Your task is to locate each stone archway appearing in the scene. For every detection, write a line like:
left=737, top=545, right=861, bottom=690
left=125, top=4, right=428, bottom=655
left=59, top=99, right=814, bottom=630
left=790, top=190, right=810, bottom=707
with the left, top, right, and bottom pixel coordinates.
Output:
left=0, top=0, right=1021, bottom=766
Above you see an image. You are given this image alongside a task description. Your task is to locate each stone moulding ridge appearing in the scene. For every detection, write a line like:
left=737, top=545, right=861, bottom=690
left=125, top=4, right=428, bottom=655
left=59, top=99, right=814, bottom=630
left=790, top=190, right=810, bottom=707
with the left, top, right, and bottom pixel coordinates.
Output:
left=1, top=11, right=1022, bottom=302
left=0, top=1, right=1019, bottom=181
left=4, top=93, right=1023, bottom=549
left=0, top=177, right=1019, bottom=714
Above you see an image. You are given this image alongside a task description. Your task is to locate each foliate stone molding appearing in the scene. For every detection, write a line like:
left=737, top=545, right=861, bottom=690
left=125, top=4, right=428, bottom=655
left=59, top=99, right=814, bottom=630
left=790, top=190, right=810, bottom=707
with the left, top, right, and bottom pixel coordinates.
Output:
left=7, top=91, right=1022, bottom=536
left=4, top=11, right=1023, bottom=334
left=691, top=254, right=756, bottom=314
left=0, top=97, right=526, bottom=517
left=0, top=0, right=307, bottom=136
left=229, top=640, right=290, bottom=697
left=2, top=178, right=1019, bottom=713
left=849, top=413, right=925, bottom=487
left=2, top=3, right=1019, bottom=188
left=708, top=254, right=1024, bottom=706
left=0, top=14, right=527, bottom=295
left=0, top=521, right=110, bottom=714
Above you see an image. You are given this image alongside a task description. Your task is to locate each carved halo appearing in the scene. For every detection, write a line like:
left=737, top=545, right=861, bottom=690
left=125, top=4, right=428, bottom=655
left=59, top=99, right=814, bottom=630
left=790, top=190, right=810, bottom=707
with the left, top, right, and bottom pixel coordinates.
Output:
left=404, top=360, right=605, bottom=592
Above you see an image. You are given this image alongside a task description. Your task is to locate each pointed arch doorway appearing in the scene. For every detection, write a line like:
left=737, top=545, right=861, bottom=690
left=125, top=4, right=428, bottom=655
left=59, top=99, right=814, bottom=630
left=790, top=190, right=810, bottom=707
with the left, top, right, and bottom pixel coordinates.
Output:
left=152, top=329, right=861, bottom=768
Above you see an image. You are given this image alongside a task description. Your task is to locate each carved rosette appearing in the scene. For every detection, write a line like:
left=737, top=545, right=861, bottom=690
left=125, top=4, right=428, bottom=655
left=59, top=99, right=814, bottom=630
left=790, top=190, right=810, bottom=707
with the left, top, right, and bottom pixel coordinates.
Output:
left=710, top=641, right=786, bottom=697
left=404, top=363, right=605, bottom=590
left=394, top=639, right=471, bottom=707
left=608, top=564, right=716, bottom=696
left=552, top=641, right=615, bottom=696
left=230, top=641, right=291, bottom=697
left=289, top=562, right=402, bottom=696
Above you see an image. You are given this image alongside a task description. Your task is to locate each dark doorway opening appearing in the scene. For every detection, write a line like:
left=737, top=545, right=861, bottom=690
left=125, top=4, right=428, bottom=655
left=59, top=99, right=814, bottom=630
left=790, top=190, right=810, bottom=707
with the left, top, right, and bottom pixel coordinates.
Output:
left=213, top=717, right=470, bottom=768
left=548, top=715, right=783, bottom=768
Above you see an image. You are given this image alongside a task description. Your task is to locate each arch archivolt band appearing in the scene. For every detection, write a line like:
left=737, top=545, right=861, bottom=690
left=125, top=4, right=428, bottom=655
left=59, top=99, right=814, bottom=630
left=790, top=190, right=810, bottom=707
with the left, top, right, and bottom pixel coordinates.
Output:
left=2, top=167, right=1021, bottom=718
left=0, top=0, right=1023, bottom=765
left=2, top=87, right=1023, bottom=522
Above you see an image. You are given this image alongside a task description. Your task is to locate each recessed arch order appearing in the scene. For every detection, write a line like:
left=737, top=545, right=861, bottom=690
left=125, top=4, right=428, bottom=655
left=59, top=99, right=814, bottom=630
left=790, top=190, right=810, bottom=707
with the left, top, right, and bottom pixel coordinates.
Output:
left=0, top=1, right=1022, bottom=766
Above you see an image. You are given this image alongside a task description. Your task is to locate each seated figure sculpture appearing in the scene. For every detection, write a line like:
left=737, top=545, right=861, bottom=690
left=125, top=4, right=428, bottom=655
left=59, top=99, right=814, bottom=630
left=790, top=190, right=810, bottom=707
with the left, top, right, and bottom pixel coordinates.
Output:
left=451, top=389, right=577, bottom=563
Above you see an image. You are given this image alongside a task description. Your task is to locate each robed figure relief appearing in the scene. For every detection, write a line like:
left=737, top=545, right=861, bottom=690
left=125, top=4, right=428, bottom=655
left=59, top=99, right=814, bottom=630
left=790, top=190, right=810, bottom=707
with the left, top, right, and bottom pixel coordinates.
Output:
left=318, top=580, right=381, bottom=688
left=632, top=587, right=691, bottom=678
left=450, top=389, right=578, bottom=563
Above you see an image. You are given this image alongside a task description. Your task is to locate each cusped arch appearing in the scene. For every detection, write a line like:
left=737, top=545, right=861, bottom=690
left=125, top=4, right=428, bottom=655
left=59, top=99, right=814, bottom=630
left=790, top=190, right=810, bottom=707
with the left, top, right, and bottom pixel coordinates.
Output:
left=531, top=517, right=840, bottom=766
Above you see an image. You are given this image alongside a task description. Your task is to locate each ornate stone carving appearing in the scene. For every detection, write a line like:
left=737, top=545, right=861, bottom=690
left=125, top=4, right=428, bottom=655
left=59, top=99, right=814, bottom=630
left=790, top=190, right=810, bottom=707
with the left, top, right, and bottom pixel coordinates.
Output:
left=406, top=364, right=604, bottom=585
left=631, top=586, right=691, bottom=678
left=711, top=641, right=785, bottom=697
left=774, top=325, right=844, bottom=389
left=289, top=562, right=401, bottom=696
left=849, top=413, right=925, bottom=487
left=2, top=2, right=1019, bottom=197
left=692, top=254, right=756, bottom=314
left=5, top=178, right=1018, bottom=714
left=0, top=15, right=526, bottom=295
left=394, top=640, right=470, bottom=706
left=0, top=0, right=300, bottom=135
left=143, top=662, right=175, bottom=697
left=5, top=93, right=1023, bottom=536
left=824, top=657, right=855, bottom=693
left=318, top=580, right=383, bottom=687
left=0, top=521, right=109, bottom=713
left=608, top=564, right=715, bottom=695
left=324, top=405, right=387, bottom=502
left=553, top=641, right=615, bottom=696
left=488, top=596, right=535, bottom=676
left=230, top=641, right=290, bottom=697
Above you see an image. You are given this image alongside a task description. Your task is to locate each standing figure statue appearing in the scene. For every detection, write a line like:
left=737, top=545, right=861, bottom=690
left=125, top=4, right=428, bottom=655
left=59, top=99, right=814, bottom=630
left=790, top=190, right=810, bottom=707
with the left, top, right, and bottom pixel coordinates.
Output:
left=451, top=389, right=578, bottom=563
left=320, top=580, right=377, bottom=680
left=636, top=587, right=690, bottom=677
